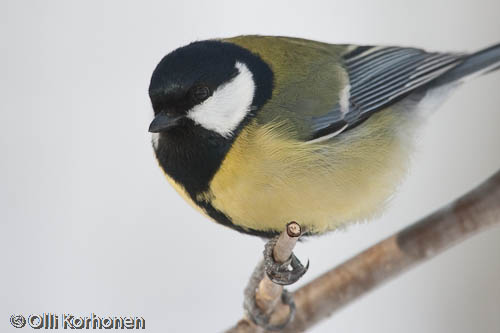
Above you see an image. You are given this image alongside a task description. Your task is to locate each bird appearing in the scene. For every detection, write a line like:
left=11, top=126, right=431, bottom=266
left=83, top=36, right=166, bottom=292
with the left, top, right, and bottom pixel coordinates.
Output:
left=148, top=35, right=500, bottom=239
left=148, top=36, right=500, bottom=328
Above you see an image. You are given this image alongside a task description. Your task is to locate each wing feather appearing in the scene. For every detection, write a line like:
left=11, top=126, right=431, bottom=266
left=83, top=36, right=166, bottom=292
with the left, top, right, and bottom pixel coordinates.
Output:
left=309, top=46, right=465, bottom=140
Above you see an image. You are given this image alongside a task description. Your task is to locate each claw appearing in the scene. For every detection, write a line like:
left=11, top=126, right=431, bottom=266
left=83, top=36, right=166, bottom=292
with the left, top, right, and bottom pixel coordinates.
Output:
left=263, top=236, right=310, bottom=285
left=243, top=261, right=296, bottom=331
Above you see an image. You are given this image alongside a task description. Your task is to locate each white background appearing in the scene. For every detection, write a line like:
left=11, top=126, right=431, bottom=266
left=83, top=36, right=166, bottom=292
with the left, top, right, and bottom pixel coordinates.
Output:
left=2, top=1, right=500, bottom=332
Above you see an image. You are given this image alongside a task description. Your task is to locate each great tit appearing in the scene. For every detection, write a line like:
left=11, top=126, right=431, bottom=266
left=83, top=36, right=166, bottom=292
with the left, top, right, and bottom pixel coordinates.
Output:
left=148, top=35, right=500, bottom=238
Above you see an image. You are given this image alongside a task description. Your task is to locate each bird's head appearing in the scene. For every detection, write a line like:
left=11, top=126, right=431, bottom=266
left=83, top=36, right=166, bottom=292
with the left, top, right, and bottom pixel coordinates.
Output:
left=148, top=40, right=273, bottom=146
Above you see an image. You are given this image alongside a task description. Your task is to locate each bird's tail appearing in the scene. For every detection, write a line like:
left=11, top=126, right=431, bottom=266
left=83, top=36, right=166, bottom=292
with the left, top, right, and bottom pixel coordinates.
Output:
left=432, top=43, right=500, bottom=87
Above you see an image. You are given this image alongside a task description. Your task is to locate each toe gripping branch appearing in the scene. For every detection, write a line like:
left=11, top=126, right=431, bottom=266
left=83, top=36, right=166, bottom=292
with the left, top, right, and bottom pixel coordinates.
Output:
left=243, top=222, right=309, bottom=331
left=263, top=237, right=309, bottom=286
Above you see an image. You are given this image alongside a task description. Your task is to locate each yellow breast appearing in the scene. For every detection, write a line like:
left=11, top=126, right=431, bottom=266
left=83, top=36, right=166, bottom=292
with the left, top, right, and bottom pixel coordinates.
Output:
left=200, top=108, right=419, bottom=234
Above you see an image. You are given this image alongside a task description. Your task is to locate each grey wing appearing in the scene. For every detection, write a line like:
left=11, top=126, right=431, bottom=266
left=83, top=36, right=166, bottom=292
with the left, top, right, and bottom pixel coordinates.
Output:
left=309, top=46, right=466, bottom=141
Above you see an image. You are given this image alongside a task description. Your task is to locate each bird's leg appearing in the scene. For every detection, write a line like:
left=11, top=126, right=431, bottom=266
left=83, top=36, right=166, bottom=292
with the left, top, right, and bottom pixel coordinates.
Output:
left=243, top=260, right=296, bottom=330
left=243, top=224, right=308, bottom=329
left=263, top=235, right=309, bottom=285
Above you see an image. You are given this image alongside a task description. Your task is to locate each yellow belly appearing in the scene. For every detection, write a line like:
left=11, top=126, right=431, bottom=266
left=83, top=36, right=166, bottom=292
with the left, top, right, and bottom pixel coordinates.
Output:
left=200, top=108, right=418, bottom=234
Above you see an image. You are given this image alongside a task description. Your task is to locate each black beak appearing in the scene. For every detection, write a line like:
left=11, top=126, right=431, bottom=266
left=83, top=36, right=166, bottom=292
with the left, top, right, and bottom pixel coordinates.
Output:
left=148, top=111, right=183, bottom=133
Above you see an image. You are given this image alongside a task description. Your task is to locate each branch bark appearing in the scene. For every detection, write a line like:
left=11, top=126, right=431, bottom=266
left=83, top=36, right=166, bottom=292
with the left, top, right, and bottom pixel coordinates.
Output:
left=227, top=169, right=500, bottom=333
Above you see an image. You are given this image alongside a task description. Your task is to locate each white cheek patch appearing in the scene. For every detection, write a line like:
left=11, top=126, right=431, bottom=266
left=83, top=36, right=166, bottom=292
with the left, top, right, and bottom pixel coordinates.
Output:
left=187, top=62, right=256, bottom=138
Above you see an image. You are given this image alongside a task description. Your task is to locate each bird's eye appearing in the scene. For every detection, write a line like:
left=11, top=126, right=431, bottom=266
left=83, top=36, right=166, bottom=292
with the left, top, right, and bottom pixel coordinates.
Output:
left=190, top=85, right=211, bottom=102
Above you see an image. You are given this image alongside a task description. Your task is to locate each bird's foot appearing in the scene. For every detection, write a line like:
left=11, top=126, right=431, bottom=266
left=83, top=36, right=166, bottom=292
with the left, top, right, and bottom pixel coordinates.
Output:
left=263, top=236, right=309, bottom=285
left=243, top=261, right=296, bottom=331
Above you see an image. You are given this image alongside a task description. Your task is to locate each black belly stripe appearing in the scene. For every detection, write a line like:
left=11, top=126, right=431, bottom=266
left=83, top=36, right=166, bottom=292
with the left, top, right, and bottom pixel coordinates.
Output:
left=155, top=123, right=281, bottom=238
left=195, top=199, right=280, bottom=238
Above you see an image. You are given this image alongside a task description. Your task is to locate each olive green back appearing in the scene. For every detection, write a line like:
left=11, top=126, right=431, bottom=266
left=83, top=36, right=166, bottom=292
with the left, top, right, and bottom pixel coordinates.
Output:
left=223, top=36, right=350, bottom=139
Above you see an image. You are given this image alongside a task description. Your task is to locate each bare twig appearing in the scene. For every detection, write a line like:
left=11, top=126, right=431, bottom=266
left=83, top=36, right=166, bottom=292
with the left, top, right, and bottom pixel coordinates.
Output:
left=255, top=222, right=301, bottom=317
left=232, top=222, right=303, bottom=333
left=227, top=169, right=500, bottom=332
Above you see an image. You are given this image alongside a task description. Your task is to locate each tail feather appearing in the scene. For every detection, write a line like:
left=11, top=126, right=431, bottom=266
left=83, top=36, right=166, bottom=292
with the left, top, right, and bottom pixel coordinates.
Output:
left=432, top=43, right=500, bottom=87
left=485, top=62, right=500, bottom=75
